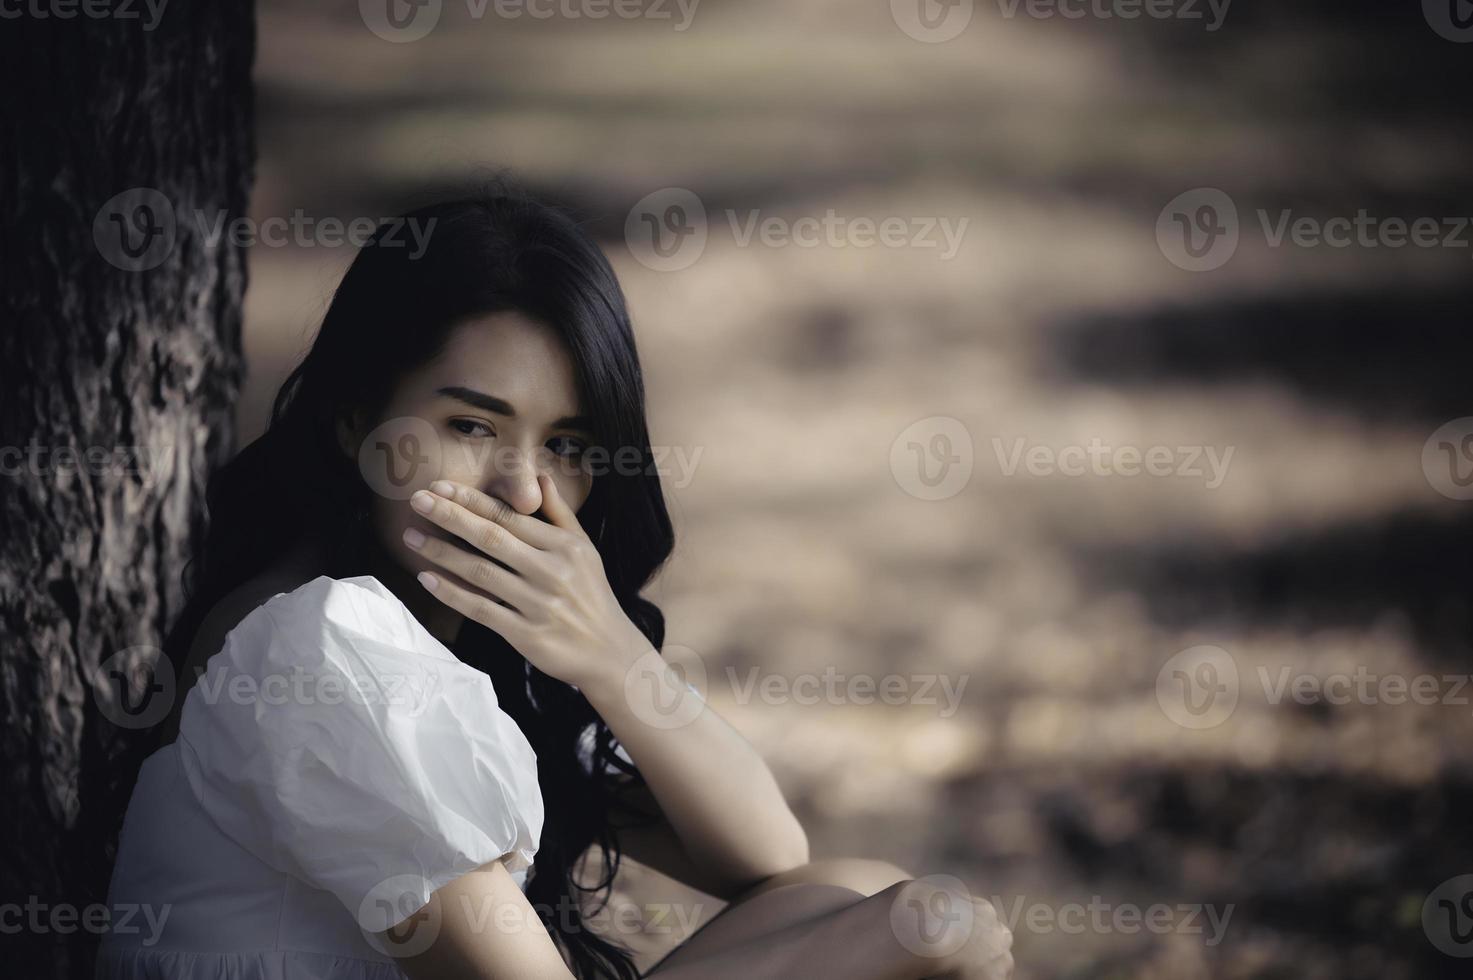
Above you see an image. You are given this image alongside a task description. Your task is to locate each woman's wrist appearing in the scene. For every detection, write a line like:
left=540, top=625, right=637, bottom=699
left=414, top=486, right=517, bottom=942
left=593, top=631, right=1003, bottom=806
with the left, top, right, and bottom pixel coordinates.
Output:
left=574, top=620, right=655, bottom=704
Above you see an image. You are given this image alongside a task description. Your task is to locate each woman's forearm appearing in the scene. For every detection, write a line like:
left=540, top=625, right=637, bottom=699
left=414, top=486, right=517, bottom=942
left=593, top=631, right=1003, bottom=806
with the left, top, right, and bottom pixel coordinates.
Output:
left=581, top=637, right=810, bottom=890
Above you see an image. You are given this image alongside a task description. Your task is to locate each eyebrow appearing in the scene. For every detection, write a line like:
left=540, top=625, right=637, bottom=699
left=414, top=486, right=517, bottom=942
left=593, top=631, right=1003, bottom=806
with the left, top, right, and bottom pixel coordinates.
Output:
left=436, top=386, right=592, bottom=432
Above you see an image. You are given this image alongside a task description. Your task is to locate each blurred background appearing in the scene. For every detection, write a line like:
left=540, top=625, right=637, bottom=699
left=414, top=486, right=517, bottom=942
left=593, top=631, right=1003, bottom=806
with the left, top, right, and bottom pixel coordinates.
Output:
left=242, top=2, right=1471, bottom=976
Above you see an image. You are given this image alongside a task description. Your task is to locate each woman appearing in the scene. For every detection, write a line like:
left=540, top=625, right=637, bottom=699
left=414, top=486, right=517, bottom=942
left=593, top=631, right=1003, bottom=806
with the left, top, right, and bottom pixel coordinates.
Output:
left=99, top=185, right=1013, bottom=979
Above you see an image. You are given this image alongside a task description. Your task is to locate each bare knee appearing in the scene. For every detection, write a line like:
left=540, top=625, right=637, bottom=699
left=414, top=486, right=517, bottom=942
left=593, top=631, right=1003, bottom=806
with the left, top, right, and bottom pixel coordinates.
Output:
left=734, top=857, right=912, bottom=903
left=651, top=881, right=867, bottom=972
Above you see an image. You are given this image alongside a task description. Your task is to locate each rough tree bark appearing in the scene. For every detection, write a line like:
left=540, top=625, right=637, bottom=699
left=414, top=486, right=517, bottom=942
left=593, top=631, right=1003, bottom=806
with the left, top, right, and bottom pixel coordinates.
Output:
left=0, top=4, right=255, bottom=977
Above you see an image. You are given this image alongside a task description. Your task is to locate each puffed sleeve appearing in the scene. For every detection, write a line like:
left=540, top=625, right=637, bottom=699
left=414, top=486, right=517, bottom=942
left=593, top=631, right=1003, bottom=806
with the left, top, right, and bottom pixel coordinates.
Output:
left=176, top=575, right=543, bottom=932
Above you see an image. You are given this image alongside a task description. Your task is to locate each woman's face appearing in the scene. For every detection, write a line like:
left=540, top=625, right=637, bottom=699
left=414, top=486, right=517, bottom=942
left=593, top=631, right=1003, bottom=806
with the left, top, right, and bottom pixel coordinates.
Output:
left=351, top=311, right=596, bottom=578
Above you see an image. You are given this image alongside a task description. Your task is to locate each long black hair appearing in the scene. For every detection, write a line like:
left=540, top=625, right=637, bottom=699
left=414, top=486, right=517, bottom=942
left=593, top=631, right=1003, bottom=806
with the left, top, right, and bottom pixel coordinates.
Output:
left=162, top=182, right=674, bottom=979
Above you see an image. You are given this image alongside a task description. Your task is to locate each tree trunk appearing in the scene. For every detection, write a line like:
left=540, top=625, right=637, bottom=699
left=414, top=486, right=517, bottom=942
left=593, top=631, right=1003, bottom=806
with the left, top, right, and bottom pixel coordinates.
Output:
left=0, top=4, right=255, bottom=976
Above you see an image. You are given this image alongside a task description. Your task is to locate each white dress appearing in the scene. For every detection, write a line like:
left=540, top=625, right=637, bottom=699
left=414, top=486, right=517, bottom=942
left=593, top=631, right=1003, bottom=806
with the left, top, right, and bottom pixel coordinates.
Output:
left=97, top=575, right=551, bottom=980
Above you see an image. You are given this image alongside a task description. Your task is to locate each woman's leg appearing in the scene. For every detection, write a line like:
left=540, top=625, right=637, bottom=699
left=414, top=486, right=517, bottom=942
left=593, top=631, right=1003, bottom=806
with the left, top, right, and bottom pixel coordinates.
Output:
left=651, top=857, right=911, bottom=961
left=727, top=857, right=913, bottom=903
left=643, top=859, right=1012, bottom=979
left=645, top=879, right=911, bottom=978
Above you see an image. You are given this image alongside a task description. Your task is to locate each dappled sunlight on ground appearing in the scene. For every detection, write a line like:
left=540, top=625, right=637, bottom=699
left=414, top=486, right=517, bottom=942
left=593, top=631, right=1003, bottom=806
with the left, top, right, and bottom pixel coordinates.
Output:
left=243, top=3, right=1470, bottom=975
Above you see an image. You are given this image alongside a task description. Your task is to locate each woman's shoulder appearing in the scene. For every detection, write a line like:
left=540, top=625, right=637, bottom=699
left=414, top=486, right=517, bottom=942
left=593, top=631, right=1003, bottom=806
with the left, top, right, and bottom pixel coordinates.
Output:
left=231, top=574, right=410, bottom=642
left=178, top=568, right=534, bottom=779
left=171, top=574, right=544, bottom=931
left=160, top=569, right=447, bottom=746
left=194, top=573, right=461, bottom=698
left=189, top=571, right=423, bottom=671
left=181, top=549, right=323, bottom=670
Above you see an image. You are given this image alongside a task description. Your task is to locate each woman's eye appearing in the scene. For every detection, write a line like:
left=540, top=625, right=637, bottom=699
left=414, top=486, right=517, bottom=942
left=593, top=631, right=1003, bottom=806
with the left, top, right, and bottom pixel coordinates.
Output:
left=547, top=435, right=587, bottom=458
left=449, top=418, right=493, bottom=438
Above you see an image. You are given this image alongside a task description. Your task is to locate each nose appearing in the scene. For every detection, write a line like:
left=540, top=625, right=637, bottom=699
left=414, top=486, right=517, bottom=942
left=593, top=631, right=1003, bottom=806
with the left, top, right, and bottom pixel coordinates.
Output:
left=480, top=446, right=545, bottom=517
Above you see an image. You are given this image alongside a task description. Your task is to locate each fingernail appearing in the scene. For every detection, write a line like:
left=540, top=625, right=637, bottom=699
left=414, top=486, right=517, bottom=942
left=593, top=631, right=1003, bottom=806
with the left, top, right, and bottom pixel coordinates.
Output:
left=402, top=527, right=426, bottom=549
left=417, top=571, right=439, bottom=592
left=410, top=491, right=434, bottom=514
left=430, top=480, right=455, bottom=497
